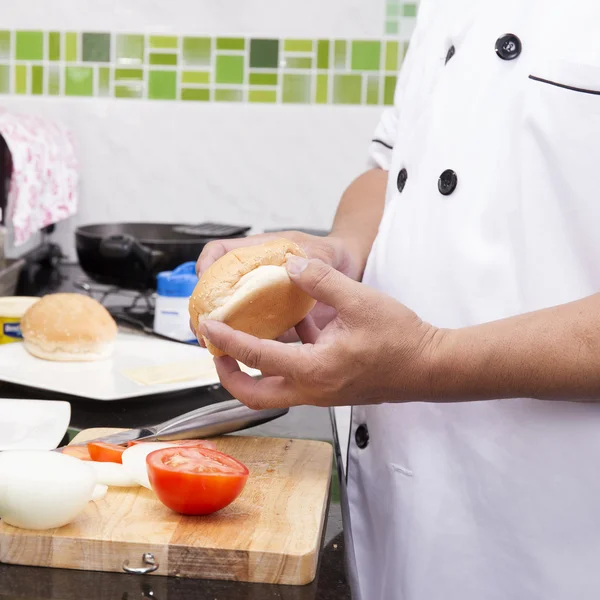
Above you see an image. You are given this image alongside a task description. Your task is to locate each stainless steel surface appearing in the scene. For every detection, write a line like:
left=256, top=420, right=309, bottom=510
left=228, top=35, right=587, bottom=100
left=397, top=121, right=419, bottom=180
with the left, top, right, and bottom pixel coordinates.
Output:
left=0, top=225, right=6, bottom=266
left=62, top=400, right=289, bottom=448
left=0, top=258, right=25, bottom=296
left=329, top=406, right=360, bottom=600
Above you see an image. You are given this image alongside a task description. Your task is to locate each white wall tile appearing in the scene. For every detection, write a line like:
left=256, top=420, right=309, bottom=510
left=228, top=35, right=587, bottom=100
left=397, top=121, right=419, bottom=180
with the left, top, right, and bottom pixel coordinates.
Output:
left=0, top=97, right=381, bottom=259
left=4, top=0, right=385, bottom=38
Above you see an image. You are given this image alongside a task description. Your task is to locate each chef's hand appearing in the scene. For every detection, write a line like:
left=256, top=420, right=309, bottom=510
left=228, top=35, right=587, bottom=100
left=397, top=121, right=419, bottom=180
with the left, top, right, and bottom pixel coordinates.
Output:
left=194, top=231, right=361, bottom=342
left=198, top=257, right=442, bottom=408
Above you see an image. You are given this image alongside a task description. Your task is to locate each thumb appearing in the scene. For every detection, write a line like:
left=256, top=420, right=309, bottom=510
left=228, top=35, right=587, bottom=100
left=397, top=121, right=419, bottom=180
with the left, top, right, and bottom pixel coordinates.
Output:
left=286, top=256, right=356, bottom=308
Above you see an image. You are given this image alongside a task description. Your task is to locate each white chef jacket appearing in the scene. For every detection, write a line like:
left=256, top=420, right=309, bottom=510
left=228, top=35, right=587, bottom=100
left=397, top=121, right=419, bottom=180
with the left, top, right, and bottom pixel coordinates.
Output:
left=347, top=0, right=600, bottom=599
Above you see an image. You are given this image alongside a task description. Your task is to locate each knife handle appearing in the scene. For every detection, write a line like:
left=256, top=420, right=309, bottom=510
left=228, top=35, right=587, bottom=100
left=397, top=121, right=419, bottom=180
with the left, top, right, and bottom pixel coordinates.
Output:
left=148, top=399, right=288, bottom=441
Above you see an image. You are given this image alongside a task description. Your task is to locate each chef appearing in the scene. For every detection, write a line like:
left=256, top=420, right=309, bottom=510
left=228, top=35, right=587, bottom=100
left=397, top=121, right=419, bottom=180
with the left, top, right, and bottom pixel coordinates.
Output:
left=194, top=1, right=600, bottom=598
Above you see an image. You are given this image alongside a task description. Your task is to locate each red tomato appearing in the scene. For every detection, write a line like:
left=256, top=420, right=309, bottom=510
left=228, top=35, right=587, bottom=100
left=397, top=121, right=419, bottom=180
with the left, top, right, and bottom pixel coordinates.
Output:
left=146, top=447, right=249, bottom=515
left=61, top=446, right=92, bottom=461
left=127, top=439, right=217, bottom=451
left=87, top=442, right=126, bottom=463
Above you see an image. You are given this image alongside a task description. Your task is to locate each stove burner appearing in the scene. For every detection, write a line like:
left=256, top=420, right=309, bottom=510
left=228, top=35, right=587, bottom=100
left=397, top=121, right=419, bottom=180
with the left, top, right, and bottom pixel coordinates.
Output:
left=75, top=278, right=156, bottom=334
left=75, top=278, right=153, bottom=309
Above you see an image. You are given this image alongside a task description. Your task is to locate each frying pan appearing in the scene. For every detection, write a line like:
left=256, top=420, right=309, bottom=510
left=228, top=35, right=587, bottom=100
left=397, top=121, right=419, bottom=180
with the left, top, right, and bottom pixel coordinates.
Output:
left=75, top=222, right=249, bottom=290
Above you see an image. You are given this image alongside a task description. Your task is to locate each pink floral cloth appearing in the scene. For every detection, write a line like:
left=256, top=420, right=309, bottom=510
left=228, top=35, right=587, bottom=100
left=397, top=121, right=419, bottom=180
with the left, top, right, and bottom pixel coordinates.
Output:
left=0, top=108, right=79, bottom=246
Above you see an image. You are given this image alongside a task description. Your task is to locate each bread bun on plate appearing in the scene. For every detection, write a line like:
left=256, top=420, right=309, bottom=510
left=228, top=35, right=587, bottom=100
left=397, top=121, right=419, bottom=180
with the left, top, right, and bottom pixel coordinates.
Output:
left=189, top=238, right=316, bottom=356
left=20, top=293, right=118, bottom=362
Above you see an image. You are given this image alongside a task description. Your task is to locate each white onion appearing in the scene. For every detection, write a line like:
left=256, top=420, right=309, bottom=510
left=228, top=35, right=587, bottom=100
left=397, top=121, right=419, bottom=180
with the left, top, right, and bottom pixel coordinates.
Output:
left=122, top=443, right=176, bottom=489
left=89, top=461, right=139, bottom=487
left=0, top=450, right=96, bottom=530
left=92, top=484, right=108, bottom=501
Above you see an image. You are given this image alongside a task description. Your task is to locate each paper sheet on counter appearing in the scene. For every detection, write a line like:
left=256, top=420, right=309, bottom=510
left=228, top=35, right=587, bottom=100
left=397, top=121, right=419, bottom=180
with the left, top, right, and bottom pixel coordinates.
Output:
left=123, top=357, right=258, bottom=386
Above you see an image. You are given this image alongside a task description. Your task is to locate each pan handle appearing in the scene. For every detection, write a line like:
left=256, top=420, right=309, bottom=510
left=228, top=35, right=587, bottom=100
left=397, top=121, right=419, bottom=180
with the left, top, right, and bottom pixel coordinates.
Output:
left=99, top=234, right=164, bottom=271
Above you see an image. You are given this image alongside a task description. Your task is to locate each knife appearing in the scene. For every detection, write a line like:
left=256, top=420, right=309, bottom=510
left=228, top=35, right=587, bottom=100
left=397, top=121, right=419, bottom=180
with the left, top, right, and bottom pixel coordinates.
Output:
left=60, top=400, right=288, bottom=448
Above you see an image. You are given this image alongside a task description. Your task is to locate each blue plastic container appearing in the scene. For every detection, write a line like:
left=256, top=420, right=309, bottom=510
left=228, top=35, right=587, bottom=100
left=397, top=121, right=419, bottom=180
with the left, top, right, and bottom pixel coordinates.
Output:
left=154, top=262, right=198, bottom=343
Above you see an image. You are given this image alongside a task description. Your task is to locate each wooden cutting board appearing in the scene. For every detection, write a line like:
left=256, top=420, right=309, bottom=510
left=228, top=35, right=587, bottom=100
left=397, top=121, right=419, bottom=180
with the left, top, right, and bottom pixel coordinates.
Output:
left=0, top=428, right=333, bottom=586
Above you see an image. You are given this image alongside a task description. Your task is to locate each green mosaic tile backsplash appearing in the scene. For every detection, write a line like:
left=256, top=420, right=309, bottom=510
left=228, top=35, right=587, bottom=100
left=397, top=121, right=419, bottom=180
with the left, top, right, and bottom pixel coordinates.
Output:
left=0, top=30, right=413, bottom=105
left=385, top=0, right=418, bottom=35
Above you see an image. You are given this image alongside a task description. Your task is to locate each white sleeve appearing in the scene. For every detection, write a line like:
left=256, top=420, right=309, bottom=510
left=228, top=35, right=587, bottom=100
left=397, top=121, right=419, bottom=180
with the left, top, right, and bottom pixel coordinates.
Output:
left=367, top=105, right=399, bottom=171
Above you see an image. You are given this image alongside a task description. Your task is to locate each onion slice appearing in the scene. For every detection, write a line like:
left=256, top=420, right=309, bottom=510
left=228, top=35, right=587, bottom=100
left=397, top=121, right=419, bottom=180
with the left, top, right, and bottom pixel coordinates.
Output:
left=92, top=484, right=108, bottom=501
left=89, top=461, right=138, bottom=487
left=0, top=450, right=96, bottom=530
left=121, top=443, right=177, bottom=489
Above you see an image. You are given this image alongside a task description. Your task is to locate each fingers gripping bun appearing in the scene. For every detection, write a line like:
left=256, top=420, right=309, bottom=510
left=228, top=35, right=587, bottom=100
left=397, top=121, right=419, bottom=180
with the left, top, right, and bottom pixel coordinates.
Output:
left=189, top=239, right=316, bottom=356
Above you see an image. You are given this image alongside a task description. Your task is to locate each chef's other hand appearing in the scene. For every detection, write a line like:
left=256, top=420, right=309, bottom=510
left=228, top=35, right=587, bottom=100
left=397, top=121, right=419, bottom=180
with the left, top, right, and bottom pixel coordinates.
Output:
left=198, top=257, right=442, bottom=409
left=194, top=231, right=361, bottom=343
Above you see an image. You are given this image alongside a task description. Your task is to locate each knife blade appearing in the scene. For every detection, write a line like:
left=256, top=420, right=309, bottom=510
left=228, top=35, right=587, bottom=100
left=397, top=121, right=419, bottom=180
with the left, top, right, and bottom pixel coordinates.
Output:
left=59, top=400, right=288, bottom=449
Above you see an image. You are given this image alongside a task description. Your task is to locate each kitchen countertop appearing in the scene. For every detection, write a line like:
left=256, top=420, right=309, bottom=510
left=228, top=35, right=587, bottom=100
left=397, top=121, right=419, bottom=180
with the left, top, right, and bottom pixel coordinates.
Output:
left=0, top=261, right=351, bottom=600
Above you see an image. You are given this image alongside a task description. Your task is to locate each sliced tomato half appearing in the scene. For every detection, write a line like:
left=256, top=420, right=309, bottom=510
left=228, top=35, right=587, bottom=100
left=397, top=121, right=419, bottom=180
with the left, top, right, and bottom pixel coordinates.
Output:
left=87, top=442, right=126, bottom=464
left=127, top=439, right=217, bottom=451
left=146, top=447, right=249, bottom=515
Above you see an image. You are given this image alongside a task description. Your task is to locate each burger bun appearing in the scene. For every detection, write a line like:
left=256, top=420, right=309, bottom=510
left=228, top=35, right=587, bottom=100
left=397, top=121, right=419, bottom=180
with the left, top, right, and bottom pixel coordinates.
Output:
left=20, top=293, right=118, bottom=362
left=189, top=238, right=316, bottom=356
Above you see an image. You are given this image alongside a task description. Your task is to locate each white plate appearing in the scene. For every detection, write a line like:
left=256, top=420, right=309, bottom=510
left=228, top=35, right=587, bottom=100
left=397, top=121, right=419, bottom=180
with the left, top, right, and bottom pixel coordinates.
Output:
left=0, top=333, right=258, bottom=401
left=0, top=399, right=71, bottom=450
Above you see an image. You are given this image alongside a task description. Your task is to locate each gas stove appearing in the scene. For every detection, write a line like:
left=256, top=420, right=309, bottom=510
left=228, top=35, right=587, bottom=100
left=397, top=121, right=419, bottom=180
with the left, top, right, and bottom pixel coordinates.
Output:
left=73, top=277, right=157, bottom=335
left=74, top=275, right=198, bottom=344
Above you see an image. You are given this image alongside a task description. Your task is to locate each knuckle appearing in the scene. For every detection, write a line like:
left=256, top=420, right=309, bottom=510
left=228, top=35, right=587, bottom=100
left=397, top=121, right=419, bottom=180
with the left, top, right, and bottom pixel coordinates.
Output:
left=291, top=347, right=316, bottom=379
left=310, top=263, right=335, bottom=294
left=239, top=380, right=269, bottom=411
left=290, top=363, right=308, bottom=383
left=339, top=286, right=366, bottom=317
left=311, top=358, right=337, bottom=394
left=198, top=240, right=217, bottom=260
left=236, top=341, right=263, bottom=369
left=343, top=291, right=362, bottom=312
left=196, top=241, right=226, bottom=272
left=312, top=345, right=353, bottom=397
left=245, top=391, right=267, bottom=411
left=313, top=239, right=338, bottom=266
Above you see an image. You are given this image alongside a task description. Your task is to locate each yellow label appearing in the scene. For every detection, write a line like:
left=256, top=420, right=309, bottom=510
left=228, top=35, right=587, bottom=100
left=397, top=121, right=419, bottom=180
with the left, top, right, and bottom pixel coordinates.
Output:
left=0, top=297, right=39, bottom=344
left=0, top=316, right=23, bottom=344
